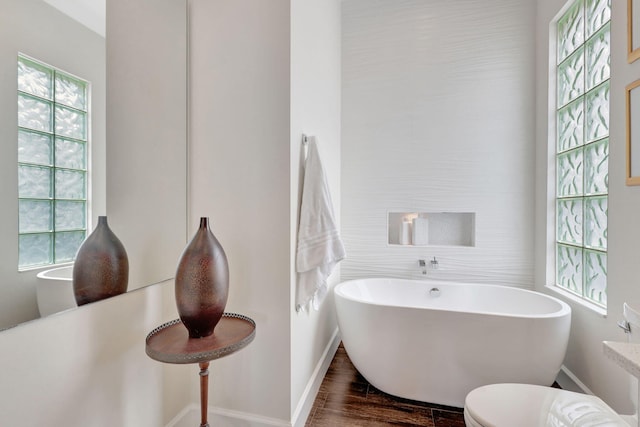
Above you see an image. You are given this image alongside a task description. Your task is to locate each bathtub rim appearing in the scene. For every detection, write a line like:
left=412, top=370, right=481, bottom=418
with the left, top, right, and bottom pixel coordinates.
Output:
left=36, top=265, right=74, bottom=282
left=334, top=277, right=571, bottom=319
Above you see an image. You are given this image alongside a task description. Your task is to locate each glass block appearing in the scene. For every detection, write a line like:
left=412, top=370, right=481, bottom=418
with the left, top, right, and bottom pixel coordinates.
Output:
left=55, top=73, right=87, bottom=111
left=55, top=138, right=86, bottom=170
left=557, top=244, right=583, bottom=295
left=18, top=94, right=52, bottom=133
left=18, top=165, right=52, bottom=199
left=19, top=233, right=53, bottom=267
left=557, top=199, right=583, bottom=245
left=18, top=130, right=52, bottom=165
left=585, top=82, right=609, bottom=142
left=19, top=200, right=52, bottom=233
left=584, top=196, right=607, bottom=250
left=55, top=201, right=86, bottom=231
left=585, top=139, right=608, bottom=194
left=55, top=231, right=86, bottom=263
left=558, top=48, right=584, bottom=107
left=557, top=149, right=583, bottom=197
left=557, top=98, right=584, bottom=152
left=585, top=24, right=610, bottom=91
left=18, top=57, right=53, bottom=99
left=55, top=106, right=86, bottom=140
left=557, top=1, right=584, bottom=63
left=585, top=0, right=611, bottom=39
left=55, top=169, right=86, bottom=200
left=584, top=250, right=607, bottom=305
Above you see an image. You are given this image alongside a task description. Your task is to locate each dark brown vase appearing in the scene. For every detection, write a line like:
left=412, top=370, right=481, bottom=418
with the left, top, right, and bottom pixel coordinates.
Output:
left=73, top=216, right=129, bottom=306
left=175, top=217, right=229, bottom=338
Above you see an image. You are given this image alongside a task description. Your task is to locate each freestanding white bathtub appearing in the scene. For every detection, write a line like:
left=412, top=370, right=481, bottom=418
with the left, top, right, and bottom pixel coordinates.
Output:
left=36, top=265, right=76, bottom=316
left=334, top=278, right=571, bottom=408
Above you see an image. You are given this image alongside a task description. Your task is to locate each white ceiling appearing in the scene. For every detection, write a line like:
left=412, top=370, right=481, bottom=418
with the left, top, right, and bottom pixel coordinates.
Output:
left=43, top=0, right=105, bottom=37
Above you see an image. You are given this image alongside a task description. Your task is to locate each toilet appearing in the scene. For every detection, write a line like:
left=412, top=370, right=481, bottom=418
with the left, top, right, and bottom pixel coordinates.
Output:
left=465, top=301, right=640, bottom=426
left=464, top=383, right=630, bottom=426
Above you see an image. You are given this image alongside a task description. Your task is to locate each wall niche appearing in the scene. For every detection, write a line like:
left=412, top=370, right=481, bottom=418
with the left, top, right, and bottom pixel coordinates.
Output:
left=388, top=212, right=475, bottom=247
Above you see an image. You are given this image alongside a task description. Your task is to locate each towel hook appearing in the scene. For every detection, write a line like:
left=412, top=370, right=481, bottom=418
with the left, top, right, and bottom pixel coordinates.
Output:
left=302, top=134, right=309, bottom=145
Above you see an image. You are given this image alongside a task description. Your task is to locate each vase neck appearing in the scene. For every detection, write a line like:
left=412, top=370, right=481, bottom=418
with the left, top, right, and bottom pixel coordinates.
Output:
left=98, top=216, right=108, bottom=226
left=199, top=217, right=210, bottom=230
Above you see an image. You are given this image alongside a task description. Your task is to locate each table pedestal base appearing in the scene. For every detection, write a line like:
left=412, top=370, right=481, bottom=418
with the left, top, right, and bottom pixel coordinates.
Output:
left=199, top=362, right=210, bottom=427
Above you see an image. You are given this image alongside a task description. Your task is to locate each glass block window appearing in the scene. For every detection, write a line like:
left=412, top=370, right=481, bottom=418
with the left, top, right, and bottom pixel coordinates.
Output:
left=555, top=0, right=610, bottom=307
left=18, top=55, right=89, bottom=269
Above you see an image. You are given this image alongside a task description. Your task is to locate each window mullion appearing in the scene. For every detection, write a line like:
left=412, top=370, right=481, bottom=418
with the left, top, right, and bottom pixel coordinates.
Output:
left=52, top=69, right=57, bottom=264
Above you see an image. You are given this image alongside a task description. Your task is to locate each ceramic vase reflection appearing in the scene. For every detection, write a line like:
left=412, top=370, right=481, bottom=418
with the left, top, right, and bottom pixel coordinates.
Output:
left=175, top=217, right=229, bottom=338
left=73, top=216, right=129, bottom=306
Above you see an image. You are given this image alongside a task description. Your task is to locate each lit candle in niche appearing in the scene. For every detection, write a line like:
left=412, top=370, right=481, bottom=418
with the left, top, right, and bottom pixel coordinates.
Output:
left=399, top=218, right=412, bottom=245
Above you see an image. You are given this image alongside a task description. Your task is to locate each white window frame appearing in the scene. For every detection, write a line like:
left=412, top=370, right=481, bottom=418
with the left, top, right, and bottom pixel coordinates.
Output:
left=546, top=0, right=610, bottom=316
left=17, top=54, right=91, bottom=270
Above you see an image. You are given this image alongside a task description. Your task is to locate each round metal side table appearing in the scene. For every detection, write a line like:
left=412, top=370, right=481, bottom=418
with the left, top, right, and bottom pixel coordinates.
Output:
left=145, top=313, right=256, bottom=427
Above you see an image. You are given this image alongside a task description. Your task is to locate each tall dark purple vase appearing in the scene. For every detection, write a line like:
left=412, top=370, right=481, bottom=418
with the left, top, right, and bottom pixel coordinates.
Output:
left=73, top=216, right=129, bottom=306
left=175, top=217, right=229, bottom=338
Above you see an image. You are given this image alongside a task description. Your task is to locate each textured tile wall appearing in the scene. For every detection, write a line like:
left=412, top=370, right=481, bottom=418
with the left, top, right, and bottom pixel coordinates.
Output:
left=341, top=0, right=536, bottom=287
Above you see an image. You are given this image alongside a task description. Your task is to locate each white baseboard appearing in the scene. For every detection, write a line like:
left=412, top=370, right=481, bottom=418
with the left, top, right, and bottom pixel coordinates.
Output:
left=291, top=327, right=341, bottom=427
left=557, top=365, right=595, bottom=395
left=166, top=328, right=341, bottom=427
left=167, top=403, right=290, bottom=427
left=209, top=406, right=291, bottom=426
left=165, top=405, right=195, bottom=427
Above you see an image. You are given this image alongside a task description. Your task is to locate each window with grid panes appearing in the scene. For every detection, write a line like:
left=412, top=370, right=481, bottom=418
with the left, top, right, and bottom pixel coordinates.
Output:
left=18, top=55, right=89, bottom=269
left=554, top=0, right=610, bottom=307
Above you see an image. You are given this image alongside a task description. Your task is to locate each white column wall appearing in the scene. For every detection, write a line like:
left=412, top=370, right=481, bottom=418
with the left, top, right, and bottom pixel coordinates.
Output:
left=189, top=0, right=293, bottom=421
left=106, top=0, right=188, bottom=291
left=290, top=0, right=342, bottom=423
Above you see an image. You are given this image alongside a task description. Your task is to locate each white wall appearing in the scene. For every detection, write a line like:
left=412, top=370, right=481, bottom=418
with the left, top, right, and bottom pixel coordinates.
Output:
left=106, top=0, right=187, bottom=290
left=189, top=0, right=342, bottom=424
left=0, top=279, right=185, bottom=427
left=189, top=0, right=293, bottom=422
left=341, top=0, right=537, bottom=287
left=535, top=0, right=636, bottom=414
left=0, top=0, right=341, bottom=424
left=290, top=0, right=342, bottom=423
left=0, top=0, right=106, bottom=329
left=0, top=1, right=192, bottom=426
left=0, top=0, right=186, bottom=331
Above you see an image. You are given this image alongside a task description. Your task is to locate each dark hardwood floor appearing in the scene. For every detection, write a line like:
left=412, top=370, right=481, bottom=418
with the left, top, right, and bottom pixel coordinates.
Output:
left=306, top=344, right=466, bottom=426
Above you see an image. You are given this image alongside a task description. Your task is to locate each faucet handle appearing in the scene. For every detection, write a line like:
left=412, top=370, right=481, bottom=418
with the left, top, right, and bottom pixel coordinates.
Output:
left=430, top=257, right=439, bottom=269
left=618, top=320, right=632, bottom=334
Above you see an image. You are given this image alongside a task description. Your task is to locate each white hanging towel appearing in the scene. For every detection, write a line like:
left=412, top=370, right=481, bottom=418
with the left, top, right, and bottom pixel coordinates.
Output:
left=296, top=137, right=346, bottom=312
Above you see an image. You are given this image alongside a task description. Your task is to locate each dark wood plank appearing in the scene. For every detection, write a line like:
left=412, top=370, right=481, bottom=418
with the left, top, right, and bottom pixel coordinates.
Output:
left=309, top=408, right=404, bottom=427
left=307, top=343, right=464, bottom=426
left=432, top=409, right=467, bottom=427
